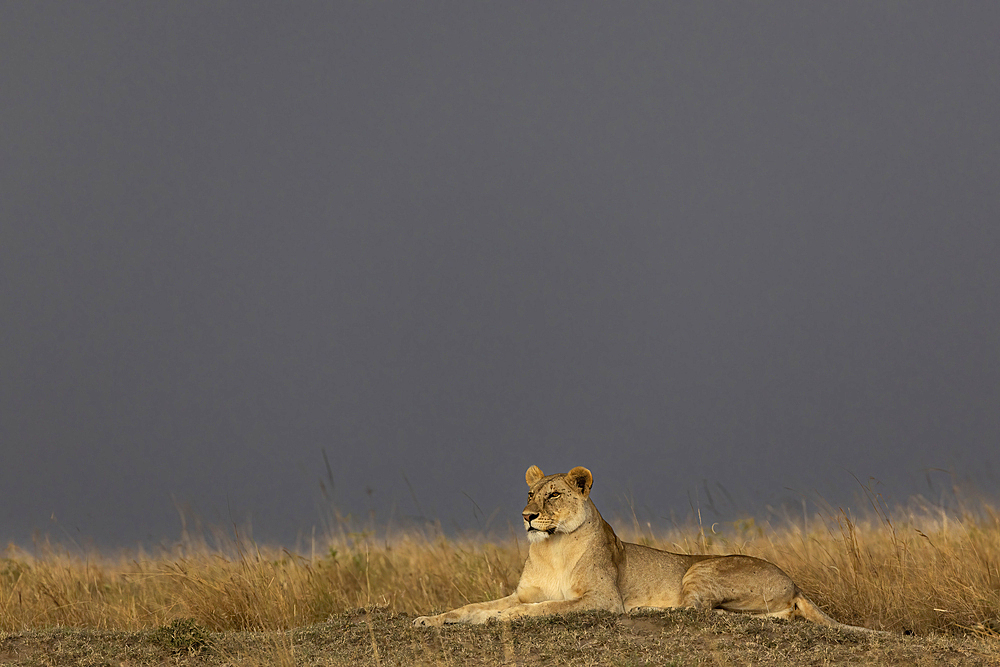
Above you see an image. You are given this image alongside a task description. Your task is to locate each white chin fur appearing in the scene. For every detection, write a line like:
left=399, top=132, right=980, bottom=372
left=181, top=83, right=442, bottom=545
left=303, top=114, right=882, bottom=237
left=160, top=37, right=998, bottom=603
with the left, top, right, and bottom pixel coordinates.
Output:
left=526, top=530, right=550, bottom=543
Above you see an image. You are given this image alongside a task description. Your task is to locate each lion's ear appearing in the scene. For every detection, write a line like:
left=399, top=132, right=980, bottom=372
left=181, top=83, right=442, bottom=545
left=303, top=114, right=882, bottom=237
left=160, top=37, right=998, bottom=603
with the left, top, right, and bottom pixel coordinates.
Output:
left=525, top=465, right=545, bottom=486
left=565, top=467, right=593, bottom=497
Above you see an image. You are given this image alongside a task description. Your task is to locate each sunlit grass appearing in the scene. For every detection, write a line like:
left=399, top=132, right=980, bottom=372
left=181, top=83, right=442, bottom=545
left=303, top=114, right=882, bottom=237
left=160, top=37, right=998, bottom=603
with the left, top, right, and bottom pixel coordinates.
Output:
left=2, top=492, right=999, bottom=636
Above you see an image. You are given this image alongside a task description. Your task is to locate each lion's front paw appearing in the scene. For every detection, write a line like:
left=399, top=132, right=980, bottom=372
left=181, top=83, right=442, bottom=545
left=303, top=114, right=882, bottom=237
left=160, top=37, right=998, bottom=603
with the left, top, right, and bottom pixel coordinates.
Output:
left=498, top=607, right=525, bottom=621
left=414, top=614, right=456, bottom=627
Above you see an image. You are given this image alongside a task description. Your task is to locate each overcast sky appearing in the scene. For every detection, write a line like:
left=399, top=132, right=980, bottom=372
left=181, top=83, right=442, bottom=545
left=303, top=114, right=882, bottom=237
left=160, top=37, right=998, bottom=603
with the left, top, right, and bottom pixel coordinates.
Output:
left=2, top=3, right=999, bottom=548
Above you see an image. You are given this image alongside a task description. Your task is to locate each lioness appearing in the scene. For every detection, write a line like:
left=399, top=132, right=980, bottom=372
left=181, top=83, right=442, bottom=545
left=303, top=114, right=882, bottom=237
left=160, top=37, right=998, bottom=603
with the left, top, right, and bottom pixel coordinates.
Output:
left=414, top=465, right=875, bottom=632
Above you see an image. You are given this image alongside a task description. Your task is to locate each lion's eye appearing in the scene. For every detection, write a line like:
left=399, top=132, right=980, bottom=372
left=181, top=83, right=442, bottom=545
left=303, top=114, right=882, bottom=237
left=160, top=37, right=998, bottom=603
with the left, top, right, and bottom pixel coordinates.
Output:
left=549, top=492, right=561, bottom=499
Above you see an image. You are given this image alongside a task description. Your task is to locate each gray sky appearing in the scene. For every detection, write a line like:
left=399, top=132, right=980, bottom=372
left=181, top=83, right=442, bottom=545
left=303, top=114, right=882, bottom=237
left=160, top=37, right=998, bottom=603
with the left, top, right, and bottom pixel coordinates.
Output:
left=2, top=3, right=999, bottom=548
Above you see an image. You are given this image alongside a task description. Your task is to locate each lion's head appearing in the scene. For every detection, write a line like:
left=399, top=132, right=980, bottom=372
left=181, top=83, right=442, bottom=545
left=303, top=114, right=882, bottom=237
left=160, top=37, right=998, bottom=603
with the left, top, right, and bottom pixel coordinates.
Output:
left=521, top=465, right=594, bottom=543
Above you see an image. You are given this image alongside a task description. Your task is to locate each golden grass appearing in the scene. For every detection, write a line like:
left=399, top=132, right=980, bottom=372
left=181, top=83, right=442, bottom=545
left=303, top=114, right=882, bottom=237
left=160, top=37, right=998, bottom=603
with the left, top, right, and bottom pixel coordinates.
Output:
left=2, top=495, right=998, bottom=636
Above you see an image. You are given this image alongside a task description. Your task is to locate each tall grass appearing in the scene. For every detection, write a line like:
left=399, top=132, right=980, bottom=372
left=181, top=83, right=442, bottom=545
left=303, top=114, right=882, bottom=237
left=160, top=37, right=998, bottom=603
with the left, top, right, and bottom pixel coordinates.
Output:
left=2, top=494, right=998, bottom=635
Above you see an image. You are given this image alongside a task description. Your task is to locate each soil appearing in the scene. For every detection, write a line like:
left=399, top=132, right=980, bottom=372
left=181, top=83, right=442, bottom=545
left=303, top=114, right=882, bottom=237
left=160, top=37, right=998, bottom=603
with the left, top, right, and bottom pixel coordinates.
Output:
left=2, top=607, right=998, bottom=666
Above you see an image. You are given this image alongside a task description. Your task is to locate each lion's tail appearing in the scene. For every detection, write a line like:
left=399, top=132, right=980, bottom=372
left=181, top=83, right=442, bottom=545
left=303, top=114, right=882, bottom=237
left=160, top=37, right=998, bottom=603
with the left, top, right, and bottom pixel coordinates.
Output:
left=791, top=590, right=883, bottom=634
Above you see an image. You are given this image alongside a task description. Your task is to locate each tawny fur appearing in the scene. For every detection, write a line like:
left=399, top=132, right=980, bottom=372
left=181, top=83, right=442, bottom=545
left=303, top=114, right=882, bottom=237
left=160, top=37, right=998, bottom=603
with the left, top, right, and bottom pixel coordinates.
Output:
left=413, top=465, right=877, bottom=633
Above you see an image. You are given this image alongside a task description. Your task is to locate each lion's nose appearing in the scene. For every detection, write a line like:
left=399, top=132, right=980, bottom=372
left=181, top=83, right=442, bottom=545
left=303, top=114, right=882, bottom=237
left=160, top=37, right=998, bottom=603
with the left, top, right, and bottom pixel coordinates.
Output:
left=523, top=511, right=538, bottom=523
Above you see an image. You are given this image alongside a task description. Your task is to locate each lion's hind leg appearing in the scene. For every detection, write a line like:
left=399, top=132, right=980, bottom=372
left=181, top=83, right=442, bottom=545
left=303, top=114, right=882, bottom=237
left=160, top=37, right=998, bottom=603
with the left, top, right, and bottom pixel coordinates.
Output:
left=679, top=555, right=797, bottom=617
left=679, top=558, right=881, bottom=633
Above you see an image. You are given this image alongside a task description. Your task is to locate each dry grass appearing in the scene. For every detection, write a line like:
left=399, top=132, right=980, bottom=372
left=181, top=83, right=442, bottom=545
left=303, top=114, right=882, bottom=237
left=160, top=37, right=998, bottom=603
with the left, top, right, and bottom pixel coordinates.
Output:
left=2, top=494, right=999, bottom=638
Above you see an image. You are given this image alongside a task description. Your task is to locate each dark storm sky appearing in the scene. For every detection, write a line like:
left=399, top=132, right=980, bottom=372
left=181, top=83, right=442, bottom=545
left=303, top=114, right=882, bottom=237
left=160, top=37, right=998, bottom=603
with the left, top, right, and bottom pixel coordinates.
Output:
left=2, top=3, right=999, bottom=548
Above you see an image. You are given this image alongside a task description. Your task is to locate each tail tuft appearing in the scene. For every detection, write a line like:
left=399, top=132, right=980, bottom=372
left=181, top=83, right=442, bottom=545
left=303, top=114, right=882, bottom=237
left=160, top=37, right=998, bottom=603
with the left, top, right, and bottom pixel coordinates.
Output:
left=792, top=591, right=881, bottom=634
